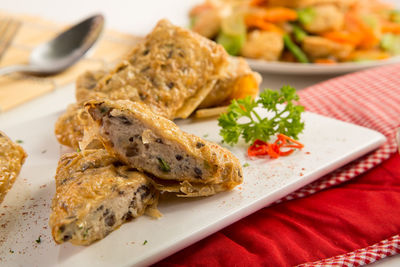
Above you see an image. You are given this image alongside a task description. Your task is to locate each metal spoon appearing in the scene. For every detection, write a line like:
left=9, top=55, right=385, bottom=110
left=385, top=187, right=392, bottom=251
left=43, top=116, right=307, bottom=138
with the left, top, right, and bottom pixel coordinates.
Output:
left=0, top=14, right=104, bottom=76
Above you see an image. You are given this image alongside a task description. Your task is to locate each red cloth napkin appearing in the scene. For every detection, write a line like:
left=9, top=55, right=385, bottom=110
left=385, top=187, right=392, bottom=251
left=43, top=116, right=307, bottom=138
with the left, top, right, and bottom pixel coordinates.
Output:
left=156, top=64, right=400, bottom=266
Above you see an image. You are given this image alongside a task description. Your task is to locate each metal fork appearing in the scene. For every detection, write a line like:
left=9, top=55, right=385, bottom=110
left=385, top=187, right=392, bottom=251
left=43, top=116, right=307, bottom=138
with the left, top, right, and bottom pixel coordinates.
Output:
left=0, top=18, right=21, bottom=62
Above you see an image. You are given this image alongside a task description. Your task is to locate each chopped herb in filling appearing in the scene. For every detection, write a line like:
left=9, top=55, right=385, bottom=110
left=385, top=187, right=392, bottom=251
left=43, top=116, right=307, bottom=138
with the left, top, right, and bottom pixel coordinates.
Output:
left=157, top=157, right=171, bottom=172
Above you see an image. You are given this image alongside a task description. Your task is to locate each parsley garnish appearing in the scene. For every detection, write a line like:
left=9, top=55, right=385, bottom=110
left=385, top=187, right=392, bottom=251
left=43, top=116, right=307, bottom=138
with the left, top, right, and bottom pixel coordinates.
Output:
left=16, top=140, right=23, bottom=144
left=35, top=236, right=41, bottom=243
left=218, top=85, right=305, bottom=146
left=76, top=148, right=81, bottom=153
left=243, top=163, right=250, bottom=167
left=143, top=240, right=148, bottom=245
left=9, top=249, right=14, bottom=254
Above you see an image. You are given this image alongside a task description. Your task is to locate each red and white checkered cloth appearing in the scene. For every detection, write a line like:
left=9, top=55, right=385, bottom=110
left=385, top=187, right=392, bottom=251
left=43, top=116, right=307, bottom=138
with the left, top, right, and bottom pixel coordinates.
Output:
left=298, top=235, right=400, bottom=267
left=278, top=64, right=400, bottom=266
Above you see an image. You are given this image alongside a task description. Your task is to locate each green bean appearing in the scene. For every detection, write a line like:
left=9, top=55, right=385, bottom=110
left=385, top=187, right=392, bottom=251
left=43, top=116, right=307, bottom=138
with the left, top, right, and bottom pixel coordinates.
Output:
left=283, top=34, right=309, bottom=63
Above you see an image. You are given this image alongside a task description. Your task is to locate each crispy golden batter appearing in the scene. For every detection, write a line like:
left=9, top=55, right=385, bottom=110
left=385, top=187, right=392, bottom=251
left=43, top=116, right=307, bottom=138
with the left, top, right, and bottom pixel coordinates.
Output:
left=54, top=104, right=86, bottom=149
left=85, top=99, right=243, bottom=196
left=55, top=69, right=107, bottom=150
left=0, top=131, right=27, bottom=203
left=77, top=19, right=230, bottom=119
left=49, top=149, right=159, bottom=245
left=75, top=69, right=108, bottom=105
left=54, top=104, right=104, bottom=150
left=199, top=56, right=261, bottom=108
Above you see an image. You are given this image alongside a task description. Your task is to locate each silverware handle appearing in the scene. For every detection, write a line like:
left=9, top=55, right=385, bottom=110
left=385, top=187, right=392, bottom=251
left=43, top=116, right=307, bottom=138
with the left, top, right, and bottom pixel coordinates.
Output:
left=0, top=65, right=37, bottom=75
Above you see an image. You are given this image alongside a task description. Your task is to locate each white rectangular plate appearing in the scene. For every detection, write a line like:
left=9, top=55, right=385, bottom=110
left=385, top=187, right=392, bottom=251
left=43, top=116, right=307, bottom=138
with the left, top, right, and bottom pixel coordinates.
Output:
left=0, top=111, right=385, bottom=266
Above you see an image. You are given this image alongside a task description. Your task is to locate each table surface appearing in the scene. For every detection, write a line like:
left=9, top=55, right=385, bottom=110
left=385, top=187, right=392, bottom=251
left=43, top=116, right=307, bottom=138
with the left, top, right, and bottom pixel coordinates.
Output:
left=0, top=1, right=398, bottom=266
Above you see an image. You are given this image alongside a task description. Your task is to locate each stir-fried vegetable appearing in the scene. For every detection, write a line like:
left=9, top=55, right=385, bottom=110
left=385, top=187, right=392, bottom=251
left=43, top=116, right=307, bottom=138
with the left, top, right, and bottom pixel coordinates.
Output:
left=297, top=7, right=316, bottom=25
left=283, top=34, right=309, bottom=63
left=381, top=33, right=400, bottom=55
left=190, top=0, right=400, bottom=63
left=216, top=14, right=246, bottom=56
left=245, top=15, right=284, bottom=33
left=292, top=24, right=308, bottom=42
left=216, top=33, right=245, bottom=56
left=390, top=10, right=400, bottom=23
left=260, top=7, right=298, bottom=23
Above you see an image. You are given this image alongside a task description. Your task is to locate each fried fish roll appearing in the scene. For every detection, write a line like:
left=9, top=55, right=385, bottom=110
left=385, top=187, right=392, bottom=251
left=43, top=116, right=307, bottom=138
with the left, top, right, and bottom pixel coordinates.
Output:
left=85, top=99, right=243, bottom=196
left=49, top=149, right=159, bottom=246
left=0, top=131, right=27, bottom=203
left=77, top=19, right=230, bottom=119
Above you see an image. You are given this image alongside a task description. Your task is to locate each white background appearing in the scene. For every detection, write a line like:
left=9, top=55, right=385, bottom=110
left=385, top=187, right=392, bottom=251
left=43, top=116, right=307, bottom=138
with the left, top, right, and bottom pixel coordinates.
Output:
left=0, top=0, right=398, bottom=266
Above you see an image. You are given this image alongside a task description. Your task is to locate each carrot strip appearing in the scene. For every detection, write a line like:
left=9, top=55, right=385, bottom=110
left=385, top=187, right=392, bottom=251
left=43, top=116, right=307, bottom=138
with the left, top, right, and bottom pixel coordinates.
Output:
left=315, top=59, right=337, bottom=64
left=314, top=58, right=337, bottom=64
left=248, top=139, right=269, bottom=156
left=382, top=22, right=400, bottom=34
left=250, top=0, right=267, bottom=6
left=245, top=15, right=284, bottom=33
left=247, top=134, right=304, bottom=159
left=278, top=149, right=295, bottom=156
left=267, top=144, right=280, bottom=158
left=338, top=12, right=380, bottom=49
left=262, top=7, right=298, bottom=23
left=322, top=31, right=361, bottom=46
left=277, top=134, right=304, bottom=148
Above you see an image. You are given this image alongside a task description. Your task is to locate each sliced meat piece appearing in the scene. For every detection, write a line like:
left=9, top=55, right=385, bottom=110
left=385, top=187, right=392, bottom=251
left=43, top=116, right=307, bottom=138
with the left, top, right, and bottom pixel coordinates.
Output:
left=0, top=131, right=27, bottom=203
left=49, top=149, right=159, bottom=246
left=302, top=36, right=353, bottom=60
left=85, top=99, right=243, bottom=194
left=302, top=5, right=344, bottom=34
left=241, top=30, right=284, bottom=61
left=78, top=19, right=230, bottom=119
